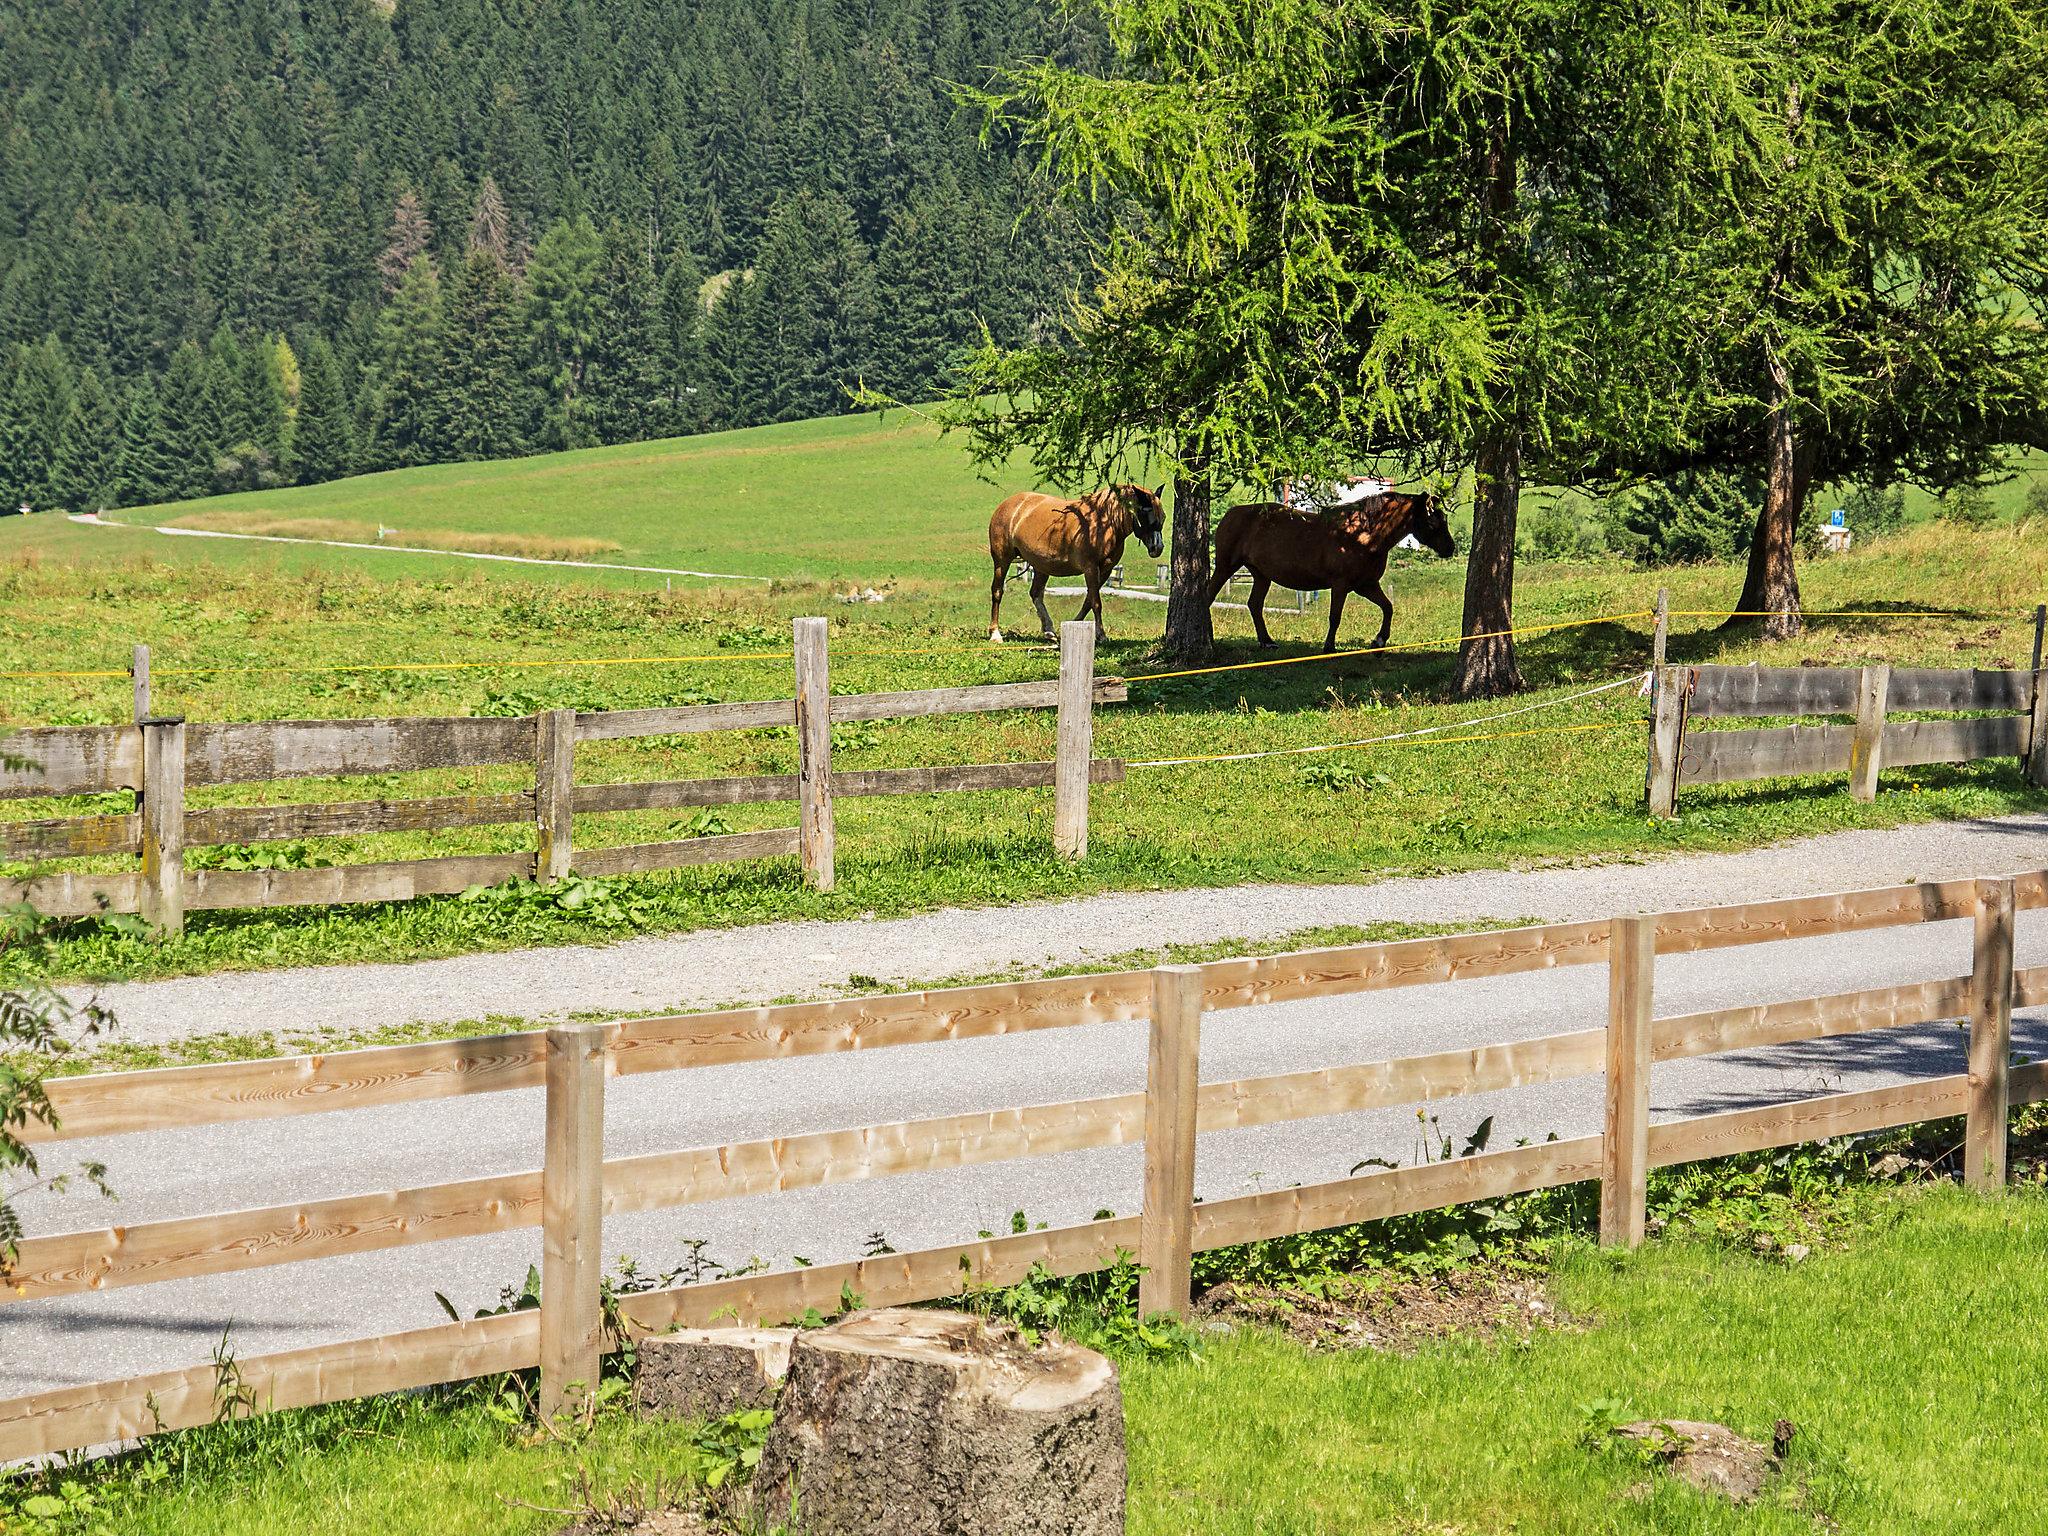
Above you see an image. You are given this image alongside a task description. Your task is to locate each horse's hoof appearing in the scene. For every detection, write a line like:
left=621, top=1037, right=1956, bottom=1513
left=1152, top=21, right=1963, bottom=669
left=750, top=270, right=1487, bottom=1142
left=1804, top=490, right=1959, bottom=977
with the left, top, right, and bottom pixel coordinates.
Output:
left=989, top=628, right=1003, bottom=644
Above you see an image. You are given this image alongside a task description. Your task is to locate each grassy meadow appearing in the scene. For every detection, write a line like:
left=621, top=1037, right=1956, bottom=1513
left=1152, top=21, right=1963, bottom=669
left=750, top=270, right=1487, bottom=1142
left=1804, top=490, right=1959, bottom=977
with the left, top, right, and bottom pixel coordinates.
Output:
left=1, top=412, right=2046, bottom=985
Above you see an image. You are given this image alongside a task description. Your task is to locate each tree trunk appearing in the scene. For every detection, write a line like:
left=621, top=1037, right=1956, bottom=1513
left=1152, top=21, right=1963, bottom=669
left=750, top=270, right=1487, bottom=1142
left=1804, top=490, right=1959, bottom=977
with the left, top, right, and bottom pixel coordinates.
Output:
left=1730, top=358, right=1808, bottom=640
left=1455, top=428, right=1524, bottom=699
left=1162, top=465, right=1214, bottom=662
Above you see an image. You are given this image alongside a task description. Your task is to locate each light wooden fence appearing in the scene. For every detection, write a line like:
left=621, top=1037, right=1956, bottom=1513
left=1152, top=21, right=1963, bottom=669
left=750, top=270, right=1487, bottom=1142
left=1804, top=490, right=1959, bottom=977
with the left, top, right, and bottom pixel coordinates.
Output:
left=1647, top=662, right=2048, bottom=816
left=0, top=621, right=1123, bottom=931
left=3, top=867, right=2043, bottom=1457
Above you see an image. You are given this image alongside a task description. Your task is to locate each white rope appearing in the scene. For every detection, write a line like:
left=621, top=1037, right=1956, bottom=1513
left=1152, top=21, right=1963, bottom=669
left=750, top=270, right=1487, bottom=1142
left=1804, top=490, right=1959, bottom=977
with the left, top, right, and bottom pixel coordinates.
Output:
left=1128, top=670, right=1653, bottom=769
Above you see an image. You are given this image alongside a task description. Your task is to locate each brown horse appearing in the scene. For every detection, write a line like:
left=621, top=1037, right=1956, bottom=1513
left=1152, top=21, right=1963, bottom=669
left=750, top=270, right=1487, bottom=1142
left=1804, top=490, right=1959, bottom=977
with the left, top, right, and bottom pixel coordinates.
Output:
left=988, top=484, right=1166, bottom=642
left=1207, top=492, right=1456, bottom=652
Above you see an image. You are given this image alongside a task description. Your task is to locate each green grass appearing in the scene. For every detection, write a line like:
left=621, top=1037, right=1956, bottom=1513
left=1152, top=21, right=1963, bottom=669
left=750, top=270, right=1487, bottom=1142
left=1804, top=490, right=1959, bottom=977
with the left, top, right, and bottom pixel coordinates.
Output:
left=1133, top=1187, right=2043, bottom=1534
left=15, top=1186, right=2038, bottom=1534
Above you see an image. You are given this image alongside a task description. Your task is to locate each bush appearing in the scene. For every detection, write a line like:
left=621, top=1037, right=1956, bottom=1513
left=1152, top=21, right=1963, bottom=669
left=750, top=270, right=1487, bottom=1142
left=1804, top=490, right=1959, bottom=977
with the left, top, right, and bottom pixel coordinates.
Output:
left=1604, top=469, right=1762, bottom=566
left=1518, top=492, right=1608, bottom=562
left=1828, top=481, right=1906, bottom=543
left=1938, top=482, right=1997, bottom=528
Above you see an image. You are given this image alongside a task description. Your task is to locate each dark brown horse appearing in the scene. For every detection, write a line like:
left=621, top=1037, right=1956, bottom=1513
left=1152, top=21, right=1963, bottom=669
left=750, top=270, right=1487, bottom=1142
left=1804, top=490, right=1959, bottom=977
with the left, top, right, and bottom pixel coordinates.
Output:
left=988, top=484, right=1166, bottom=642
left=1207, top=492, right=1456, bottom=652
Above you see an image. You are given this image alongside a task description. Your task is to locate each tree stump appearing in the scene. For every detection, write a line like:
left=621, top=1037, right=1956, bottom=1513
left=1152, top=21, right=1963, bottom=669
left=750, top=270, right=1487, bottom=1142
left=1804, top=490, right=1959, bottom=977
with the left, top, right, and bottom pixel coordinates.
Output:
left=634, top=1327, right=795, bottom=1422
left=752, top=1309, right=1125, bottom=1536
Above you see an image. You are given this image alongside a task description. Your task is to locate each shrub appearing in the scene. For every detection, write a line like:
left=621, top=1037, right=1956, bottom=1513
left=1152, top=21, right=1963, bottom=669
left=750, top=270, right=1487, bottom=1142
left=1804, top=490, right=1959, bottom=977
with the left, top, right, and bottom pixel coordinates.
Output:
left=1605, top=469, right=1762, bottom=566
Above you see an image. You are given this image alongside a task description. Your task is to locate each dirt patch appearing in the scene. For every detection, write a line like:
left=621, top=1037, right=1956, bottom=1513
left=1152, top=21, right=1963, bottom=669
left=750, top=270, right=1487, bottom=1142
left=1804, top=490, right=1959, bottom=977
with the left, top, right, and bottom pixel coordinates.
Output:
left=555, top=1508, right=712, bottom=1535
left=1196, top=1265, right=1569, bottom=1352
left=164, top=511, right=622, bottom=561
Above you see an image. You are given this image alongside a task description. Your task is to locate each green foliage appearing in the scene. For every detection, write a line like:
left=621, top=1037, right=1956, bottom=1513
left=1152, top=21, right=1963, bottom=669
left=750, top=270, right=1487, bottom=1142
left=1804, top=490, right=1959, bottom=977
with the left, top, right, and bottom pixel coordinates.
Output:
left=1607, top=470, right=1763, bottom=567
left=1835, top=482, right=1906, bottom=544
left=1938, top=483, right=1998, bottom=530
left=288, top=336, right=356, bottom=485
left=1519, top=494, right=1610, bottom=564
left=365, top=259, right=446, bottom=472
left=48, top=366, right=118, bottom=514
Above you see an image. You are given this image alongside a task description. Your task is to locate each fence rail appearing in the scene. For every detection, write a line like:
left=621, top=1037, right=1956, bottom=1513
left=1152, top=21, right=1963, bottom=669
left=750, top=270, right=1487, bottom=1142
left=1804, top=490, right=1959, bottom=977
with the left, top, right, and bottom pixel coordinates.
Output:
left=1, top=621, right=1124, bottom=930
left=1648, top=662, right=2048, bottom=815
left=1, top=865, right=2042, bottom=1459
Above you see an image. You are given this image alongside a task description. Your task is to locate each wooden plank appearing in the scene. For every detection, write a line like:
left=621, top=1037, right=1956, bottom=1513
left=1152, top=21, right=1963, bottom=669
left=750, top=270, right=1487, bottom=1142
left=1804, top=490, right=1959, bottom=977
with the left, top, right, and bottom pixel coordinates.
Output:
left=1140, top=965, right=1202, bottom=1317
left=540, top=1025, right=608, bottom=1420
left=138, top=719, right=185, bottom=935
left=1054, top=622, right=1096, bottom=860
left=571, top=760, right=1124, bottom=816
left=0, top=1309, right=539, bottom=1461
left=184, top=791, right=534, bottom=845
left=1601, top=914, right=1653, bottom=1247
left=1677, top=722, right=1853, bottom=785
left=1647, top=666, right=1685, bottom=816
left=826, top=675, right=1126, bottom=724
left=130, top=643, right=150, bottom=722
left=1967, top=878, right=2015, bottom=1190
left=1650, top=876, right=1987, bottom=952
left=184, top=852, right=532, bottom=911
left=1880, top=714, right=2026, bottom=768
left=1653, top=977, right=1972, bottom=1061
left=2016, top=963, right=2048, bottom=1008
left=1648, top=1075, right=1970, bottom=1166
left=0, top=725, right=142, bottom=800
left=183, top=715, right=535, bottom=786
left=1198, top=920, right=1613, bottom=1009
left=573, top=698, right=795, bottom=742
left=0, top=812, right=139, bottom=859
left=1686, top=665, right=1861, bottom=718
left=1885, top=668, right=2032, bottom=712
left=1848, top=665, right=1889, bottom=802
left=604, top=1094, right=1147, bottom=1215
left=0, top=1169, right=540, bottom=1300
left=1651, top=588, right=1668, bottom=669
left=2031, top=670, right=2048, bottom=787
left=535, top=708, right=574, bottom=884
left=793, top=617, right=833, bottom=891
left=616, top=1216, right=1143, bottom=1338
left=1196, top=1028, right=1607, bottom=1129
left=1191, top=1136, right=1605, bottom=1251
left=2012, top=1058, right=2048, bottom=1107
left=571, top=828, right=798, bottom=877
left=30, top=1033, right=552, bottom=1145
left=0, top=869, right=141, bottom=917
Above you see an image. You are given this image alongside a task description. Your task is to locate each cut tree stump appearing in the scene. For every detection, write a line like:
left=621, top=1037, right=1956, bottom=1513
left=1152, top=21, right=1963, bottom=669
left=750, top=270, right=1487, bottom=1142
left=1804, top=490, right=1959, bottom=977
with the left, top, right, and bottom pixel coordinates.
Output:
left=634, top=1327, right=795, bottom=1422
left=752, top=1308, right=1125, bottom=1536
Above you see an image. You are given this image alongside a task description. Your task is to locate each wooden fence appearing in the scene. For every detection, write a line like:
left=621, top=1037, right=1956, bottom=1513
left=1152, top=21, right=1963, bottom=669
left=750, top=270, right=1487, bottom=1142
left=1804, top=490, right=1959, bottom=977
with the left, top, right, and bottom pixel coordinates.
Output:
left=0, top=620, right=1123, bottom=932
left=1646, top=662, right=2048, bottom=816
left=3, top=866, right=2044, bottom=1457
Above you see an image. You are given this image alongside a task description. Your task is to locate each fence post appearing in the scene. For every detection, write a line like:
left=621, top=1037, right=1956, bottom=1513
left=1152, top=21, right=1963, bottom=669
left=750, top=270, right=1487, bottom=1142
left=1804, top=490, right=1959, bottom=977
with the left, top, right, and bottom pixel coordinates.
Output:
left=1646, top=667, right=1685, bottom=818
left=1965, top=877, right=2015, bottom=1192
left=138, top=717, right=186, bottom=936
left=1651, top=588, right=1669, bottom=672
left=1848, top=663, right=1890, bottom=803
left=1600, top=913, right=1654, bottom=1247
left=130, top=644, right=150, bottom=723
left=1139, top=964, right=1203, bottom=1319
left=539, top=1023, right=608, bottom=1421
left=534, top=708, right=576, bottom=884
left=793, top=617, right=835, bottom=891
left=2028, top=669, right=2048, bottom=789
left=2031, top=602, right=2045, bottom=675
left=1054, top=621, right=1096, bottom=860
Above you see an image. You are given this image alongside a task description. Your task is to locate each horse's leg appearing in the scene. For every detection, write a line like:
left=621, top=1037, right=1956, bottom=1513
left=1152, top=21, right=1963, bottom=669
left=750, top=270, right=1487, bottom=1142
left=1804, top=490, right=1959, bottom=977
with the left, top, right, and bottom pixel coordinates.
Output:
left=1206, top=552, right=1243, bottom=605
left=1030, top=570, right=1056, bottom=640
left=1248, top=573, right=1277, bottom=648
left=1086, top=574, right=1108, bottom=639
left=989, top=553, right=1008, bottom=642
left=1322, top=588, right=1350, bottom=654
left=1362, top=577, right=1394, bottom=648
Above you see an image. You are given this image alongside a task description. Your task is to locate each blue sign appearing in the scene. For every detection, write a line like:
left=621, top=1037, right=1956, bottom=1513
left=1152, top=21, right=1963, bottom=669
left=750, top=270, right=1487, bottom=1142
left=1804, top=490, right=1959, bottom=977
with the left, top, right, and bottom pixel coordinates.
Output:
left=1829, top=508, right=1846, bottom=528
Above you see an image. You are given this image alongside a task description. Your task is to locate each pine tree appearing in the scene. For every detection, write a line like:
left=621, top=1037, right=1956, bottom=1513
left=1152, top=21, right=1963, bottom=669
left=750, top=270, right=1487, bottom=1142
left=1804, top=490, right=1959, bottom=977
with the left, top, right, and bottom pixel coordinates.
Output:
left=434, top=252, right=533, bottom=461
left=1, top=338, right=78, bottom=512
left=364, top=257, right=447, bottom=469
left=239, top=332, right=290, bottom=459
left=290, top=333, right=357, bottom=484
left=378, top=189, right=435, bottom=297
left=523, top=216, right=603, bottom=449
left=116, top=378, right=175, bottom=507
left=581, top=223, right=665, bottom=446
left=469, top=175, right=512, bottom=264
left=49, top=366, right=118, bottom=512
left=204, top=326, right=253, bottom=452
left=156, top=342, right=219, bottom=499
left=658, top=244, right=712, bottom=434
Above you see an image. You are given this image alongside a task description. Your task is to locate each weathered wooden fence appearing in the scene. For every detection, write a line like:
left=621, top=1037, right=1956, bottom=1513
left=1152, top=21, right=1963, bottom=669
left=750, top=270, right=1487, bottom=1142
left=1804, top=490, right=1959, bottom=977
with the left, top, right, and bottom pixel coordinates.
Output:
left=3, top=866, right=2042, bottom=1457
left=0, top=621, right=1124, bottom=932
left=1646, top=662, right=2048, bottom=816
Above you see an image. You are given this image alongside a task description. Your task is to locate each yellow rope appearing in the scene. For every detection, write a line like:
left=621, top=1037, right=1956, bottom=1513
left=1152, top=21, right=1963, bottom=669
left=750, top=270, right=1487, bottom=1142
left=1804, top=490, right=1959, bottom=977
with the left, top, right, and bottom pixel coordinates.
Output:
left=1127, top=610, right=1654, bottom=684
left=1666, top=608, right=1979, bottom=621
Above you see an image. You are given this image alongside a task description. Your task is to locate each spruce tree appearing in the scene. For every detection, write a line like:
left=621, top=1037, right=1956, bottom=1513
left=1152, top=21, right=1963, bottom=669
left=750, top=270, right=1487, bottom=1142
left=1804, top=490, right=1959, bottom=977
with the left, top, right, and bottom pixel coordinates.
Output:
left=49, top=366, right=118, bottom=513
left=115, top=378, right=175, bottom=507
left=434, top=252, right=533, bottom=461
left=203, top=326, right=253, bottom=451
left=239, top=333, right=290, bottom=460
left=1, top=338, right=77, bottom=513
left=364, top=257, right=446, bottom=469
left=155, top=342, right=218, bottom=499
left=581, top=223, right=665, bottom=446
left=658, top=244, right=712, bottom=434
left=290, top=334, right=357, bottom=484
left=523, top=216, right=603, bottom=449
left=378, top=189, right=435, bottom=297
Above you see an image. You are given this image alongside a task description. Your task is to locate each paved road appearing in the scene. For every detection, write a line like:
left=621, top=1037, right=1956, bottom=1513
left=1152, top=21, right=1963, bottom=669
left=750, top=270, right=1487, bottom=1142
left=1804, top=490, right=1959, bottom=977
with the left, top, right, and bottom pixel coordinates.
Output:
left=7, top=892, right=2045, bottom=1401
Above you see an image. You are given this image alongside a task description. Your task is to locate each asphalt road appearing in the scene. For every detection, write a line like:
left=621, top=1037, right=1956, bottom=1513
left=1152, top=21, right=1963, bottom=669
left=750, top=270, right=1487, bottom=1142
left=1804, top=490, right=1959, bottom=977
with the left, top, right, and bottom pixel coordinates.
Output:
left=7, top=901, right=2045, bottom=1402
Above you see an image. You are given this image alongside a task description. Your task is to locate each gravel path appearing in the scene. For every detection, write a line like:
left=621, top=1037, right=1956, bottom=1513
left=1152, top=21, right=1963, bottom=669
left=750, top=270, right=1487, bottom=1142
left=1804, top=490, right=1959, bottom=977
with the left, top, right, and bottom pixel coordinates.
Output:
left=73, top=812, right=2048, bottom=1046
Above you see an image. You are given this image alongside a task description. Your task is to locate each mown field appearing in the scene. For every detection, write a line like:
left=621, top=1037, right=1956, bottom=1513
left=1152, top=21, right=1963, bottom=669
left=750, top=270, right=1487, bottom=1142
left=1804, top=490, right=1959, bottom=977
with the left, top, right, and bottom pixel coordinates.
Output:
left=1, top=415, right=2045, bottom=985
left=6, top=1183, right=2039, bottom=1534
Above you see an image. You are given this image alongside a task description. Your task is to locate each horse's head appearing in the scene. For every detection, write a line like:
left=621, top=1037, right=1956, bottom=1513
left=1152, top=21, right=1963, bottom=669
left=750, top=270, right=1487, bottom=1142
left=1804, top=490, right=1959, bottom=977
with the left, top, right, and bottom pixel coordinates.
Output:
left=1116, top=483, right=1167, bottom=559
left=1405, top=492, right=1456, bottom=558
